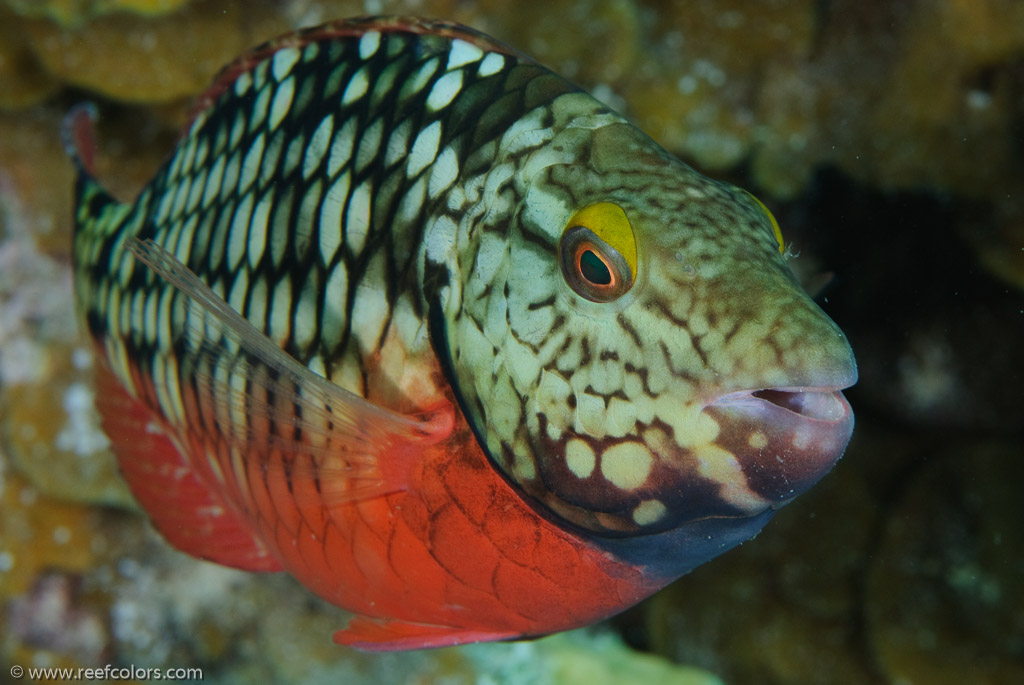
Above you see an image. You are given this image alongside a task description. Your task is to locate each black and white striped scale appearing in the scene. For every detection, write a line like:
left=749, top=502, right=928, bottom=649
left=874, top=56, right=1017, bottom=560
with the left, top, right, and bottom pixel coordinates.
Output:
left=70, top=16, right=856, bottom=579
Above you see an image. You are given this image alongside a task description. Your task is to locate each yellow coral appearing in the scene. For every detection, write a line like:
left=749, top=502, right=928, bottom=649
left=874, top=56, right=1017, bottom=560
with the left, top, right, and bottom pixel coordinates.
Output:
left=3, top=0, right=192, bottom=26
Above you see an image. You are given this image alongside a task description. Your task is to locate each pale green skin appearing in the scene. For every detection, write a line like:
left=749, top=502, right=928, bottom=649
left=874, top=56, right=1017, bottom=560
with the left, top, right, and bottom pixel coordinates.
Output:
left=431, top=95, right=856, bottom=536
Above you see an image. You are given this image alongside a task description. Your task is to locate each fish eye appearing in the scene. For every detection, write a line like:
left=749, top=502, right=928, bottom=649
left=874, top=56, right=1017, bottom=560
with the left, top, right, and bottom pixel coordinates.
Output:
left=743, top=190, right=785, bottom=254
left=559, top=202, right=637, bottom=302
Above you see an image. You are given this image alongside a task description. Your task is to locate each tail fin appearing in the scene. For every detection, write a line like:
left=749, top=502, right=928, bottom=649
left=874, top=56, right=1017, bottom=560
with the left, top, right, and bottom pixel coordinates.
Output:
left=62, top=103, right=121, bottom=241
left=62, top=102, right=99, bottom=177
left=63, top=104, right=133, bottom=341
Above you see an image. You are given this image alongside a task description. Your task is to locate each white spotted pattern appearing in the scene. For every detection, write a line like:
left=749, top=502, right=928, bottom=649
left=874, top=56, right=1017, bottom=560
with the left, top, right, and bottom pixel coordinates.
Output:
left=565, top=439, right=596, bottom=478
left=428, top=146, right=459, bottom=199
left=346, top=180, right=371, bottom=254
left=268, top=76, right=295, bottom=130
left=407, top=121, right=441, bottom=177
left=341, top=66, right=369, bottom=105
left=358, top=31, right=380, bottom=59
left=303, top=114, right=334, bottom=179
left=328, top=117, right=357, bottom=177
left=600, top=442, right=653, bottom=490
left=239, top=133, right=264, bottom=194
left=427, top=70, right=463, bottom=112
left=356, top=118, right=384, bottom=173
left=477, top=52, right=505, bottom=77
left=272, top=47, right=301, bottom=82
left=447, top=39, right=484, bottom=69
left=319, top=171, right=350, bottom=262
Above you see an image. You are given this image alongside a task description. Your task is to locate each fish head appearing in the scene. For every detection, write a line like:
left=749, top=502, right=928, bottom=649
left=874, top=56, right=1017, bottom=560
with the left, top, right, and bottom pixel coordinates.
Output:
left=449, top=118, right=856, bottom=550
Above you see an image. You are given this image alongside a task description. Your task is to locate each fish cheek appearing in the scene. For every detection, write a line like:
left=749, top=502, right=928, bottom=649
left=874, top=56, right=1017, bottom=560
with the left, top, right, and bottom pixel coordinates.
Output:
left=705, top=403, right=853, bottom=505
left=520, top=418, right=758, bottom=536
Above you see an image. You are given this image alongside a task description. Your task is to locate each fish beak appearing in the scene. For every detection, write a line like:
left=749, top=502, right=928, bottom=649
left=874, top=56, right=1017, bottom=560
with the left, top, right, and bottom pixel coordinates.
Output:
left=705, top=381, right=856, bottom=507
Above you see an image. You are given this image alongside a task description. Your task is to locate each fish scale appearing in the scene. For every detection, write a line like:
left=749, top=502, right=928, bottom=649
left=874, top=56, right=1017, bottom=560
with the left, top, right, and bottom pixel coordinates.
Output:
left=67, top=16, right=857, bottom=650
left=79, top=26, right=541, bottom=383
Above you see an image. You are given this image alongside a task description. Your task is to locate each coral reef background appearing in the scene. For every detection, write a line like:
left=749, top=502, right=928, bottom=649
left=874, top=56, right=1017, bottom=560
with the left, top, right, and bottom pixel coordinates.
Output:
left=1, top=0, right=1022, bottom=683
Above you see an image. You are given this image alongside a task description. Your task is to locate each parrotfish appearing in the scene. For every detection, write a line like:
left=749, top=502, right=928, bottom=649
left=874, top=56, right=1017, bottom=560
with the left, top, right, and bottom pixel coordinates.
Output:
left=65, top=16, right=857, bottom=650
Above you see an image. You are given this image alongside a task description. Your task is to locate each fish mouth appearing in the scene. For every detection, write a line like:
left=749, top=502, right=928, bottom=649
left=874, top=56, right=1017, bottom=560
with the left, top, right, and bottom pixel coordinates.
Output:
left=704, top=384, right=855, bottom=506
left=715, top=386, right=852, bottom=422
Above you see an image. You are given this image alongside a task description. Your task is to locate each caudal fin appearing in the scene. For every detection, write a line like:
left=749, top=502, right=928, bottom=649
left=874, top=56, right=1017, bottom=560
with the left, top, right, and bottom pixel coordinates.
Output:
left=62, top=103, right=123, bottom=246
left=62, top=102, right=99, bottom=177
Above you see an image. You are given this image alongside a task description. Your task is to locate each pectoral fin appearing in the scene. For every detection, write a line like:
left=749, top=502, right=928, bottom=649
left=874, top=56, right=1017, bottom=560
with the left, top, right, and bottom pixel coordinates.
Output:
left=124, top=237, right=454, bottom=508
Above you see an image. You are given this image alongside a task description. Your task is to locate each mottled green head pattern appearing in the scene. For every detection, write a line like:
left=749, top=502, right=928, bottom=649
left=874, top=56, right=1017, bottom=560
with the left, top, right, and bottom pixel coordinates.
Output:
left=437, top=97, right=856, bottom=536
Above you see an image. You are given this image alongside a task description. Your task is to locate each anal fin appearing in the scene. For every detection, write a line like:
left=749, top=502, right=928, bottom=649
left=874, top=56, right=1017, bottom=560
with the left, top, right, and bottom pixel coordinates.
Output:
left=93, top=361, right=283, bottom=572
left=334, top=615, right=521, bottom=651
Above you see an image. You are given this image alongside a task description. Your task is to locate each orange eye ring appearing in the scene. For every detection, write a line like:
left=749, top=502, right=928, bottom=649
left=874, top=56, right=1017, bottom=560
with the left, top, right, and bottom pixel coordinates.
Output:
left=560, top=226, right=634, bottom=302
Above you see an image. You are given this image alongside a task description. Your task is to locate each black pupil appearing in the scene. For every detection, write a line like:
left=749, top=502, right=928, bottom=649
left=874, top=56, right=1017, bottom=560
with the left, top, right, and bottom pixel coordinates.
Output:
left=579, top=249, right=612, bottom=285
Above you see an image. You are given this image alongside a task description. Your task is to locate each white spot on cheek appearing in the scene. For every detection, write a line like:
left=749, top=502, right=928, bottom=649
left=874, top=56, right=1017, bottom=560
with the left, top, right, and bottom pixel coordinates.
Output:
left=565, top=439, right=595, bottom=478
left=748, top=431, right=768, bottom=449
left=695, top=444, right=769, bottom=512
left=793, top=427, right=812, bottom=450
left=633, top=499, right=667, bottom=526
left=695, top=443, right=740, bottom=482
left=600, top=442, right=653, bottom=490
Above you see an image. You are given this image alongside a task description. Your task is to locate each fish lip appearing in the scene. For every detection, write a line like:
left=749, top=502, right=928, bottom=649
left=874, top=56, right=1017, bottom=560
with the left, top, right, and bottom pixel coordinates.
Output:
left=702, top=384, right=856, bottom=506
left=707, top=385, right=854, bottom=423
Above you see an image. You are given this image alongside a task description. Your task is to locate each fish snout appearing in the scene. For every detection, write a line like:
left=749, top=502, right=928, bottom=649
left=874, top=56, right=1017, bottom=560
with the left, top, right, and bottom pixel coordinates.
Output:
left=704, top=380, right=855, bottom=506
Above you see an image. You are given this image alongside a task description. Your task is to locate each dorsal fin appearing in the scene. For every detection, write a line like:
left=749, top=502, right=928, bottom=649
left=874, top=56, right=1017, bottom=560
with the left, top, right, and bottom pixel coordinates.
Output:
left=187, top=15, right=531, bottom=126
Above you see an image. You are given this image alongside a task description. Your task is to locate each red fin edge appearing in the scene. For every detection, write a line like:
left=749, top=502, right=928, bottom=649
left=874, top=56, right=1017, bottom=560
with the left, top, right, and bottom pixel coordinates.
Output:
left=334, top=615, right=521, bottom=651
left=93, top=360, right=283, bottom=572
left=61, top=103, right=99, bottom=176
left=188, top=16, right=530, bottom=126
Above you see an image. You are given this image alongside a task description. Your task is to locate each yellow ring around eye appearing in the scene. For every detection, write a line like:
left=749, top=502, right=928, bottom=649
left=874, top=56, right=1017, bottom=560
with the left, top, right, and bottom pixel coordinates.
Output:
left=744, top=191, right=785, bottom=254
left=566, top=202, right=637, bottom=276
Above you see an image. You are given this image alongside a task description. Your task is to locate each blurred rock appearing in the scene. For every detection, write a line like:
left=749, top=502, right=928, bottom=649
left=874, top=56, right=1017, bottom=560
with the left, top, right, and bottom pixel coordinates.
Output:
left=625, top=0, right=816, bottom=174
left=812, top=0, right=1024, bottom=199
left=23, top=0, right=286, bottom=103
left=961, top=195, right=1024, bottom=292
left=3, top=0, right=193, bottom=26
left=0, top=461, right=130, bottom=615
left=865, top=441, right=1024, bottom=685
left=645, top=424, right=910, bottom=685
left=476, top=0, right=641, bottom=88
left=0, top=133, right=135, bottom=508
left=0, top=342, right=136, bottom=509
left=7, top=571, right=110, bottom=666
left=0, top=7, right=61, bottom=110
left=798, top=170, right=1024, bottom=434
